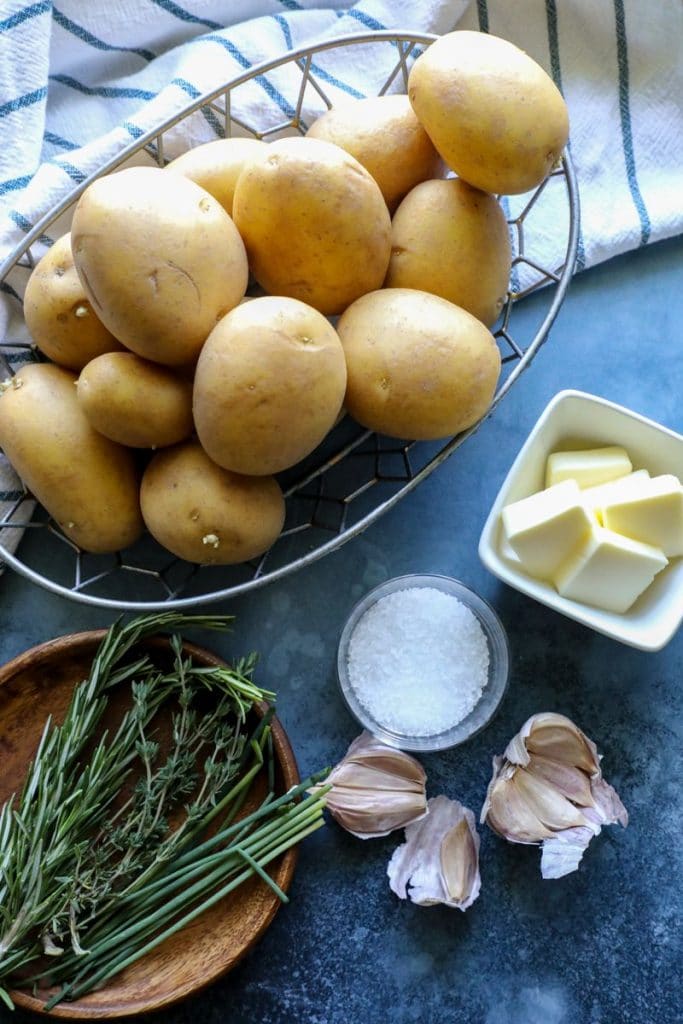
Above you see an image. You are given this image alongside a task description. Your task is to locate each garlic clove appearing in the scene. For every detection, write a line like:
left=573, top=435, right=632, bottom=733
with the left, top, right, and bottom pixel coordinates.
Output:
left=340, top=731, right=427, bottom=785
left=327, top=761, right=425, bottom=793
left=482, top=767, right=557, bottom=843
left=512, top=768, right=589, bottom=832
left=322, top=784, right=428, bottom=839
left=526, top=753, right=594, bottom=807
left=512, top=713, right=599, bottom=774
left=440, top=817, right=479, bottom=904
left=388, top=795, right=481, bottom=910
left=312, top=731, right=427, bottom=839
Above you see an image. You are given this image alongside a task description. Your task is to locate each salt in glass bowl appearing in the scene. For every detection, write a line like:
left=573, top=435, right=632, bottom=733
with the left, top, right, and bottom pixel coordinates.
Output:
left=336, top=574, right=509, bottom=753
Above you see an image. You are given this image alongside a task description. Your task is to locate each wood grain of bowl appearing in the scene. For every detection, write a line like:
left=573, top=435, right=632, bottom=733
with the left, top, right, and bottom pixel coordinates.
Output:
left=0, top=630, right=299, bottom=1019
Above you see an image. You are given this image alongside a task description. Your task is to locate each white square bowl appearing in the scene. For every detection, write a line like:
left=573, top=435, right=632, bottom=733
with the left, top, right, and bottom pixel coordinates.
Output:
left=478, top=390, right=683, bottom=651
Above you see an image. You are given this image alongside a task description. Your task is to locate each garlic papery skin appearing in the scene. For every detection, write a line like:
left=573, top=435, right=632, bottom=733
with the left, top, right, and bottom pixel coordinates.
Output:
left=310, top=731, right=427, bottom=839
left=481, top=713, right=628, bottom=878
left=388, top=795, right=481, bottom=910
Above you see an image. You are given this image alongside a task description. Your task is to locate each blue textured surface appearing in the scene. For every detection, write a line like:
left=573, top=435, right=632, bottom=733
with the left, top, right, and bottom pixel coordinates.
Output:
left=1, top=236, right=682, bottom=1023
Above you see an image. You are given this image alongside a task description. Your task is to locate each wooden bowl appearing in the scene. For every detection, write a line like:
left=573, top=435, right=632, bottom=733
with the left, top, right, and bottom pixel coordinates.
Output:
left=0, top=630, right=300, bottom=1018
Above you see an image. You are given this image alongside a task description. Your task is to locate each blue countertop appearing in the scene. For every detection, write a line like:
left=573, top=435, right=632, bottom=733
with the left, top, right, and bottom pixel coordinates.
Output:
left=1, top=235, right=682, bottom=1024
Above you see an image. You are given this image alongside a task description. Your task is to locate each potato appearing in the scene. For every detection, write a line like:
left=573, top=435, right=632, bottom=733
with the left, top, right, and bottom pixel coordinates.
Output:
left=193, top=296, right=347, bottom=475
left=385, top=178, right=511, bottom=326
left=232, top=137, right=391, bottom=315
left=77, top=352, right=193, bottom=448
left=71, top=167, right=248, bottom=366
left=337, top=288, right=501, bottom=440
left=0, top=363, right=143, bottom=552
left=306, top=95, right=443, bottom=212
left=23, top=233, right=123, bottom=371
left=408, top=31, right=569, bottom=195
left=166, top=138, right=268, bottom=216
left=140, top=441, right=285, bottom=564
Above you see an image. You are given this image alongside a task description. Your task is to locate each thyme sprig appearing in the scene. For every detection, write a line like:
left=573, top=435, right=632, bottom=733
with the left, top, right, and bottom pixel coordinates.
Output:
left=0, top=613, right=326, bottom=1009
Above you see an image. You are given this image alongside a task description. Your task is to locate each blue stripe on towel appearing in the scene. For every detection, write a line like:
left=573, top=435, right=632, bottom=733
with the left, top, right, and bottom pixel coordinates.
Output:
left=0, top=1, right=50, bottom=33
left=56, top=161, right=87, bottom=183
left=309, top=61, right=365, bottom=100
left=273, top=18, right=368, bottom=102
left=123, top=120, right=144, bottom=138
left=49, top=74, right=157, bottom=100
left=148, top=0, right=221, bottom=31
left=545, top=0, right=586, bottom=270
left=7, top=209, right=33, bottom=232
left=6, top=209, right=53, bottom=246
left=278, top=0, right=303, bottom=9
left=172, top=76, right=202, bottom=99
left=614, top=0, right=650, bottom=246
left=345, top=8, right=386, bottom=32
left=0, top=174, right=34, bottom=196
left=203, top=35, right=296, bottom=118
left=170, top=78, right=223, bottom=136
left=476, top=0, right=489, bottom=32
left=273, top=13, right=293, bottom=50
left=0, top=86, right=47, bottom=120
left=53, top=6, right=156, bottom=62
left=44, top=130, right=78, bottom=150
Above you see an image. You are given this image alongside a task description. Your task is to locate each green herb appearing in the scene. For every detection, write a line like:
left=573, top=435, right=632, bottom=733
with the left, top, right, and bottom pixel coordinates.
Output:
left=0, top=613, right=328, bottom=1009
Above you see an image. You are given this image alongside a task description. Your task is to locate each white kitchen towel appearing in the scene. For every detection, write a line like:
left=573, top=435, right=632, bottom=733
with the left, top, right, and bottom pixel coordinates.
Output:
left=1, top=0, right=682, bottom=565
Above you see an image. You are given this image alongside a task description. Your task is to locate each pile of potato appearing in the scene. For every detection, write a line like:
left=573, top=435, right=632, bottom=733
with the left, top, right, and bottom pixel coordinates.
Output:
left=0, top=31, right=568, bottom=565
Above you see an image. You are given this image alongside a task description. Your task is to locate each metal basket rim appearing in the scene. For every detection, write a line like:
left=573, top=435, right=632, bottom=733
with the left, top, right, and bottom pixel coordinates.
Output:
left=0, top=30, right=581, bottom=610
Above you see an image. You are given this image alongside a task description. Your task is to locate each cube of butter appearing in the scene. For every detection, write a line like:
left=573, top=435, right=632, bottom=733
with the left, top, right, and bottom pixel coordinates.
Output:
left=583, top=469, right=650, bottom=521
left=553, top=523, right=668, bottom=613
left=499, top=533, right=523, bottom=566
left=601, top=473, right=683, bottom=557
left=501, top=480, right=593, bottom=580
left=545, top=446, right=632, bottom=489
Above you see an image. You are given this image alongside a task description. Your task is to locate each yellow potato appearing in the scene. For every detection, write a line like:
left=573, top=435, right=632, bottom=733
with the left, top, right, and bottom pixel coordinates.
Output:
left=337, top=288, right=501, bottom=440
left=408, top=31, right=569, bottom=195
left=232, top=137, right=391, bottom=315
left=166, top=138, right=268, bottom=216
left=77, top=352, right=193, bottom=448
left=386, top=178, right=511, bottom=326
left=23, top=233, right=123, bottom=371
left=306, top=95, right=443, bottom=212
left=140, top=441, right=285, bottom=564
left=193, top=296, right=347, bottom=475
left=0, top=363, right=143, bottom=552
left=71, top=167, right=248, bottom=366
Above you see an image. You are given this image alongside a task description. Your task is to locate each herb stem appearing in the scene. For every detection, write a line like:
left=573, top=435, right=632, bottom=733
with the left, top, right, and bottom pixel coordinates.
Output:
left=51, top=816, right=325, bottom=1008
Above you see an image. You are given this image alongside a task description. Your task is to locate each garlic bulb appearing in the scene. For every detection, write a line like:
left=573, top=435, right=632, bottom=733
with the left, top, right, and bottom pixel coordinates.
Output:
left=310, top=731, right=427, bottom=839
left=388, top=795, right=481, bottom=910
left=481, top=713, right=628, bottom=878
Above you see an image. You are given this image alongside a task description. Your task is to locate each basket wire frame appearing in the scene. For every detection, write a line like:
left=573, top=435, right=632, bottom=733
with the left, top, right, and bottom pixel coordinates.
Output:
left=0, top=31, right=580, bottom=610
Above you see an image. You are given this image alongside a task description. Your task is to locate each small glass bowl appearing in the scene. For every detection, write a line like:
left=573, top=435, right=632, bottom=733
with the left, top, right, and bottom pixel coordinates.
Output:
left=336, top=574, right=510, bottom=752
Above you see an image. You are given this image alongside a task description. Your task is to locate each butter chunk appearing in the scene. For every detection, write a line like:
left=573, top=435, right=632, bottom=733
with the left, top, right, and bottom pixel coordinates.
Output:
left=583, top=469, right=650, bottom=520
left=499, top=533, right=523, bottom=566
left=502, top=480, right=593, bottom=580
left=545, top=446, right=632, bottom=489
left=601, top=473, right=683, bottom=557
left=554, top=524, right=668, bottom=613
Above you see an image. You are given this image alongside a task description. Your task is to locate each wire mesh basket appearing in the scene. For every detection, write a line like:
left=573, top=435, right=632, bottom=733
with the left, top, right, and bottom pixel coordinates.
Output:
left=0, top=30, right=580, bottom=610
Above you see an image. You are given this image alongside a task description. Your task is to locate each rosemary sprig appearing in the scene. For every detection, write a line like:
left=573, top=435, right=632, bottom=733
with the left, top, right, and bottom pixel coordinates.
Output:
left=0, top=612, right=324, bottom=1011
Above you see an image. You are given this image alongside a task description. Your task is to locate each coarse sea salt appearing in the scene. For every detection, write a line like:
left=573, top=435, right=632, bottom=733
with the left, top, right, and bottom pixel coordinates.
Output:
left=346, top=586, right=489, bottom=737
